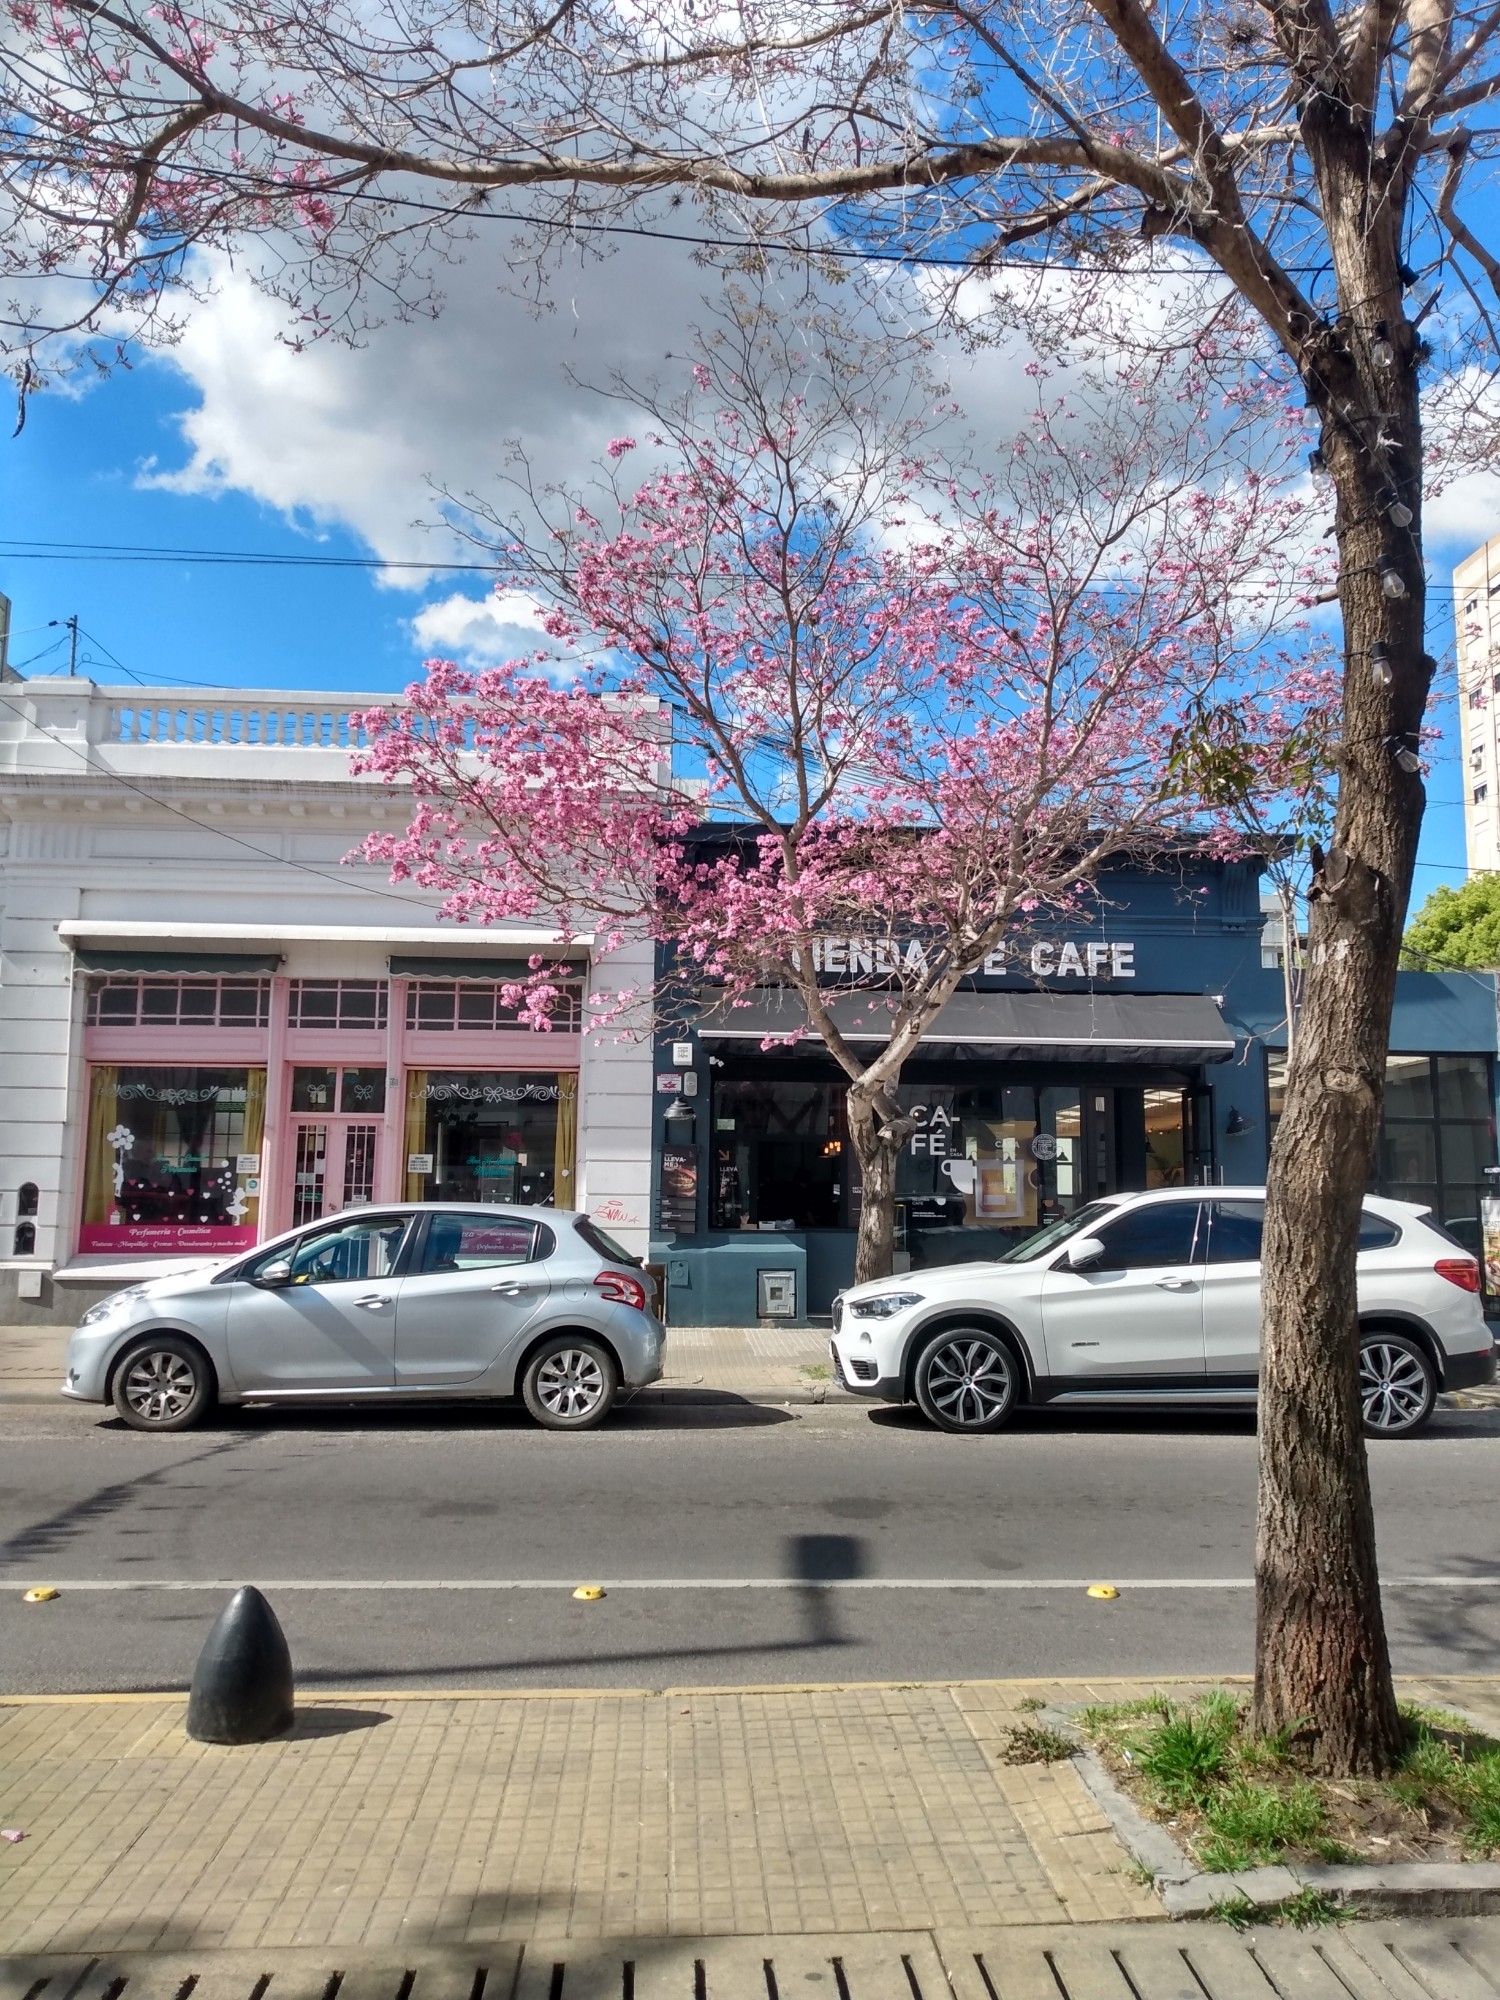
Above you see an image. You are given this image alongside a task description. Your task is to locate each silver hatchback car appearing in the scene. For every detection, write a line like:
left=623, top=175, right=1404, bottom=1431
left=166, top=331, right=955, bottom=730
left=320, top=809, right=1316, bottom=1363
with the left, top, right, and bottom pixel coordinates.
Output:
left=63, top=1204, right=665, bottom=1432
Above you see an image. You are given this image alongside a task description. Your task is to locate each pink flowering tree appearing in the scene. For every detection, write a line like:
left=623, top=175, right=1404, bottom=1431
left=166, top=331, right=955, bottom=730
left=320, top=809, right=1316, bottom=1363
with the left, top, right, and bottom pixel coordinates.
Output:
left=356, top=313, right=1328, bottom=1283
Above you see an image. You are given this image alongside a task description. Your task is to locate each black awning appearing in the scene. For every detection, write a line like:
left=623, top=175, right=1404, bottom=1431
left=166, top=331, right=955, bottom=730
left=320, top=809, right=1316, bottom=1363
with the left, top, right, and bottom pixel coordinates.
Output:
left=696, top=987, right=1237, bottom=1066
left=389, top=954, right=570, bottom=981
left=74, top=948, right=282, bottom=975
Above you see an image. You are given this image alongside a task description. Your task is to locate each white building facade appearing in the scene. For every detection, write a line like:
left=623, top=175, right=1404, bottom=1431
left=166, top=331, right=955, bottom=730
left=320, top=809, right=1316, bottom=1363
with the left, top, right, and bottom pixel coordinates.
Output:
left=1457, top=533, right=1500, bottom=875
left=0, top=677, right=654, bottom=1323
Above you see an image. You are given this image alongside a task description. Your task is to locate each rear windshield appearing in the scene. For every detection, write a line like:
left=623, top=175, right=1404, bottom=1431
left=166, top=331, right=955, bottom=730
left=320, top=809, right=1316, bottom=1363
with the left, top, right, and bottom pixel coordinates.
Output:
left=575, top=1216, right=642, bottom=1267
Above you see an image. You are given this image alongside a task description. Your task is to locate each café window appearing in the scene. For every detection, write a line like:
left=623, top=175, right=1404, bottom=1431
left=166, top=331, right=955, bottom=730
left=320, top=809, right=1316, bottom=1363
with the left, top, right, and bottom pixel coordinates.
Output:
left=890, top=1083, right=1087, bottom=1260
left=1267, top=1050, right=1496, bottom=1260
left=80, top=1066, right=265, bottom=1251
left=404, top=980, right=582, bottom=1034
left=711, top=1079, right=846, bottom=1231
left=403, top=1070, right=577, bottom=1207
left=286, top=980, right=389, bottom=1030
left=85, top=976, right=270, bottom=1029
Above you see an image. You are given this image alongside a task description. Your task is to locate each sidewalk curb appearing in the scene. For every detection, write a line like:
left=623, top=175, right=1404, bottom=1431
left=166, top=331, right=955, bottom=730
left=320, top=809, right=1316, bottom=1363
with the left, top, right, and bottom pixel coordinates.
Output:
left=0, top=1384, right=847, bottom=1410
left=1041, top=1704, right=1500, bottom=1921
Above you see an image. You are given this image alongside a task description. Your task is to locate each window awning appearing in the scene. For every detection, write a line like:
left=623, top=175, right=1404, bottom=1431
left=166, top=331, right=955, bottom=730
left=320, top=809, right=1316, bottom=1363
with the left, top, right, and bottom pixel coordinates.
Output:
left=390, top=955, right=579, bottom=982
left=695, top=988, right=1237, bottom=1066
left=74, top=948, right=283, bottom=975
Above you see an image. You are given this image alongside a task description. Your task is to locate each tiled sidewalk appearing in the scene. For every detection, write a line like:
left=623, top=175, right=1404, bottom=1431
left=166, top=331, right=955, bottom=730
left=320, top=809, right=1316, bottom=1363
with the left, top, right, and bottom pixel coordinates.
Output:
left=0, top=1680, right=1174, bottom=1958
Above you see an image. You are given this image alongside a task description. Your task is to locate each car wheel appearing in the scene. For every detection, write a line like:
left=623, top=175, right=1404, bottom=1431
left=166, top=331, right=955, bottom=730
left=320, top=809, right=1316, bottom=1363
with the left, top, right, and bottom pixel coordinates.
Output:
left=913, top=1328, right=1019, bottom=1434
left=111, top=1336, right=214, bottom=1432
left=1359, top=1333, right=1437, bottom=1438
left=521, top=1337, right=618, bottom=1431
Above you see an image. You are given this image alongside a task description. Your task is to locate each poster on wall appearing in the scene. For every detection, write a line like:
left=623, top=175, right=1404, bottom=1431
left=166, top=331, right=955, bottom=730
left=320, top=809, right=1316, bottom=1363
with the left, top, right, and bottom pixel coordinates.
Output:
left=1483, top=1198, right=1500, bottom=1294
left=658, top=1144, right=699, bottom=1234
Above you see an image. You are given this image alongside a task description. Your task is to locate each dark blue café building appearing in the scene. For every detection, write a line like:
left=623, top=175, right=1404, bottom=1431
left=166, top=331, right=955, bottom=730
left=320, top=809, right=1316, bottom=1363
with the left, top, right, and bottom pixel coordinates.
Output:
left=646, top=852, right=1500, bottom=1325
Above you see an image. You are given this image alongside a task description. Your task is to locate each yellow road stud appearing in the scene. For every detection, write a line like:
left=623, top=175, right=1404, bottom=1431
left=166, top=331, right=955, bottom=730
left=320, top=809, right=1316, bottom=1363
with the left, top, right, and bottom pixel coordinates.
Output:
left=1085, top=1584, right=1119, bottom=1600
left=22, top=1587, right=59, bottom=1604
left=572, top=1584, right=606, bottom=1602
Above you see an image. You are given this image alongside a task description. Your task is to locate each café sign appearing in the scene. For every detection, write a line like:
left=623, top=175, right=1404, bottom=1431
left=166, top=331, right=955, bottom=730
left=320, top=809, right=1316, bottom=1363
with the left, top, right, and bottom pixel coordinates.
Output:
left=803, top=936, right=1136, bottom=981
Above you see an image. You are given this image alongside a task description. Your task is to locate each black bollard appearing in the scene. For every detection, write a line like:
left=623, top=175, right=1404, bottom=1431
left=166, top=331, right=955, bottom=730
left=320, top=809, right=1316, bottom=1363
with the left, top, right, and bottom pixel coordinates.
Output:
left=186, top=1585, right=294, bottom=1743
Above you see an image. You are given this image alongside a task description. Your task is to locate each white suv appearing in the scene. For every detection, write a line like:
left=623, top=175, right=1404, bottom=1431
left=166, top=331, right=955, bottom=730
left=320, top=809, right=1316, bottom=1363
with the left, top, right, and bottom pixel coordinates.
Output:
left=830, top=1187, right=1496, bottom=1437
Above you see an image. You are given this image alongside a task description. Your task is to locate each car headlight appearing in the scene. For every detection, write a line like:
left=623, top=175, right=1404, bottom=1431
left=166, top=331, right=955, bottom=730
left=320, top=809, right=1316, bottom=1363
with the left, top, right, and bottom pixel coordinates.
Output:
left=850, top=1291, right=925, bottom=1320
left=78, top=1286, right=146, bottom=1328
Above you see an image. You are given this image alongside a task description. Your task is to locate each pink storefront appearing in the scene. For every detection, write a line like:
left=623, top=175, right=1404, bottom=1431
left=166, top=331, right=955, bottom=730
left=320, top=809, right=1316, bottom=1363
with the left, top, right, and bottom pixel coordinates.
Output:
left=75, top=955, right=582, bottom=1260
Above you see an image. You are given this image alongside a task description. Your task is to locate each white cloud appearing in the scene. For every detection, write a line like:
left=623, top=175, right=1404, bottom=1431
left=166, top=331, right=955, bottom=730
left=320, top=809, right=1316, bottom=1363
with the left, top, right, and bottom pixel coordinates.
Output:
left=409, top=588, right=560, bottom=665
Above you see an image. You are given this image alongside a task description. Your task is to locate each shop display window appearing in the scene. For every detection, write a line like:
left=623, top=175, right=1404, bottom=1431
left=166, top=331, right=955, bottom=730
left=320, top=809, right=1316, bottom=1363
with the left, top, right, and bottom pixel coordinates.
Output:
left=80, top=1065, right=265, bottom=1251
left=403, top=1070, right=577, bottom=1206
left=1268, top=1049, right=1498, bottom=1268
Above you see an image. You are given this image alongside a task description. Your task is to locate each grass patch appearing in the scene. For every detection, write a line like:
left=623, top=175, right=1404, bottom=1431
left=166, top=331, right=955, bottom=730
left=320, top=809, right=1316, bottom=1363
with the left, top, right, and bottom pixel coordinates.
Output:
left=1077, top=1690, right=1500, bottom=1872
left=999, top=1722, right=1074, bottom=1765
left=1209, top=1886, right=1346, bottom=1930
left=799, top=1363, right=832, bottom=1381
left=1016, top=1695, right=1045, bottom=1713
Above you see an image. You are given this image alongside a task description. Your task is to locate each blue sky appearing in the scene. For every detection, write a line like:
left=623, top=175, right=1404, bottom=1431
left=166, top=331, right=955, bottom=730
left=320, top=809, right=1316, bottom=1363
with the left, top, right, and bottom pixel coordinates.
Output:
left=0, top=245, right=1485, bottom=911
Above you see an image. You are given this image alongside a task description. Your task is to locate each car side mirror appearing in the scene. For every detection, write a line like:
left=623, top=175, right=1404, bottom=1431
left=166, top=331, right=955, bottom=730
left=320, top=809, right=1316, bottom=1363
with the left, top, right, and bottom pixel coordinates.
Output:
left=256, top=1259, right=294, bottom=1288
left=1065, top=1236, right=1105, bottom=1270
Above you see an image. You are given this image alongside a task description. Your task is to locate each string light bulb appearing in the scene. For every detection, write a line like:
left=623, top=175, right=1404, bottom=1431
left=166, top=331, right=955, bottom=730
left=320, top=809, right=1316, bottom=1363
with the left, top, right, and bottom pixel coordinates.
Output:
left=1381, top=489, right=1413, bottom=528
left=1388, top=734, right=1422, bottom=774
left=1379, top=559, right=1408, bottom=600
left=1308, top=447, right=1329, bottom=478
left=1372, top=321, right=1396, bottom=367
left=1370, top=643, right=1393, bottom=687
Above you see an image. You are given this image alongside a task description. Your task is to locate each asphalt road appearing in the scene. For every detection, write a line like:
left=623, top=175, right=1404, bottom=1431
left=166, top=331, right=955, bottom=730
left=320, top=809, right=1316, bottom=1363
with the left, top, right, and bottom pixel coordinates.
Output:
left=2, top=1396, right=1498, bottom=1694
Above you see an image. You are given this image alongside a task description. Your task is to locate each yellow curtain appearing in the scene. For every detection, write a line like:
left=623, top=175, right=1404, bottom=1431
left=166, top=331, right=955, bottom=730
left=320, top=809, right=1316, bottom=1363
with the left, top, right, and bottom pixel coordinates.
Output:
left=404, top=1071, right=428, bottom=1200
left=554, top=1072, right=578, bottom=1207
left=83, top=1065, right=120, bottom=1225
left=240, top=1069, right=266, bottom=1229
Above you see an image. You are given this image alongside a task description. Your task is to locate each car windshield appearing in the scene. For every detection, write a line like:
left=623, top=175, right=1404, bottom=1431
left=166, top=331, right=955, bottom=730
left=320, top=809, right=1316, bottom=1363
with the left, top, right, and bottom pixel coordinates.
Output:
left=997, top=1199, right=1121, bottom=1265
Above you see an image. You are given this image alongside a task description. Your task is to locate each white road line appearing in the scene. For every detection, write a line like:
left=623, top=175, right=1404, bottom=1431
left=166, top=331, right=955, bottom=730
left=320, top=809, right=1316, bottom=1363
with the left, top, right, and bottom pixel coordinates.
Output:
left=0, top=1575, right=1495, bottom=1592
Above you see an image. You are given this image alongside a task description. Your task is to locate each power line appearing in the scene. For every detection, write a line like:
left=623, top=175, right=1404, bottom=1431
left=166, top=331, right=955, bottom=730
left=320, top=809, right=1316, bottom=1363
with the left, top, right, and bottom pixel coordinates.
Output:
left=0, top=534, right=1486, bottom=596
left=0, top=685, right=454, bottom=916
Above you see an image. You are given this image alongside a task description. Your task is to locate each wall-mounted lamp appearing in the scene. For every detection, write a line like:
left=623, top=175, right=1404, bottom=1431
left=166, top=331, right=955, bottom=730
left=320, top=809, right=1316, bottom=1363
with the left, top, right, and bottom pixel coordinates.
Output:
left=1225, top=1108, right=1254, bottom=1137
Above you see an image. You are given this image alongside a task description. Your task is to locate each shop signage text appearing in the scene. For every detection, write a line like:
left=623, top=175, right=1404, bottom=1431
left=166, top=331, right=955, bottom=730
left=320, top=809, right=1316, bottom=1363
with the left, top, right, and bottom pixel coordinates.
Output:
left=802, top=937, right=1136, bottom=980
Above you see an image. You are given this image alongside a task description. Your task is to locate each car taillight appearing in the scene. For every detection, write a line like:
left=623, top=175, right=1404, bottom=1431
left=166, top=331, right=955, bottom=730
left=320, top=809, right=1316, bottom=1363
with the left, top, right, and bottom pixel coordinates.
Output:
left=594, top=1269, right=648, bottom=1312
left=1435, top=1257, right=1481, bottom=1293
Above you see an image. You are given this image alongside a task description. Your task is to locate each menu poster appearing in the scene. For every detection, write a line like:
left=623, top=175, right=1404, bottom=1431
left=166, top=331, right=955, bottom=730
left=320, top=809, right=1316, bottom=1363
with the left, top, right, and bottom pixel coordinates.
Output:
left=1482, top=1197, right=1500, bottom=1294
left=659, top=1144, right=699, bottom=1234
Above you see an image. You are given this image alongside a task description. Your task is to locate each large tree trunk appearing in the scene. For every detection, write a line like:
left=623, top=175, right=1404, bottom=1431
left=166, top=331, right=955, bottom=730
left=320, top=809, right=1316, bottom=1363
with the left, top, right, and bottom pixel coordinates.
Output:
left=846, top=1090, right=915, bottom=1284
left=1252, top=235, right=1427, bottom=1770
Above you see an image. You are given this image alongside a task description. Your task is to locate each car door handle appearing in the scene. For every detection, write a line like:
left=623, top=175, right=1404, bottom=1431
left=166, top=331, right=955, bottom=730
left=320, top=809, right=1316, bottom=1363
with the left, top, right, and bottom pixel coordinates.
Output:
left=491, top=1279, right=537, bottom=1296
left=354, top=1294, right=393, bottom=1309
left=1156, top=1276, right=1194, bottom=1290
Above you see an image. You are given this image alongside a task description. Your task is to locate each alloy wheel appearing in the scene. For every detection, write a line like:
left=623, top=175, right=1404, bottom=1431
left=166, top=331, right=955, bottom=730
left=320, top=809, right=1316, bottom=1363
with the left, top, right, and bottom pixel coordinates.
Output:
left=924, top=1337, right=1014, bottom=1428
left=534, top=1348, right=607, bottom=1420
left=1359, top=1341, right=1432, bottom=1435
left=121, top=1349, right=199, bottom=1425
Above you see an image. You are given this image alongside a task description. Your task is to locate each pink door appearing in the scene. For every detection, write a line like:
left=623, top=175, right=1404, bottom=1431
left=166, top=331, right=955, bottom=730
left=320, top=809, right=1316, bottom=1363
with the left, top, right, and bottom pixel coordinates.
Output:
left=288, top=1118, right=381, bottom=1227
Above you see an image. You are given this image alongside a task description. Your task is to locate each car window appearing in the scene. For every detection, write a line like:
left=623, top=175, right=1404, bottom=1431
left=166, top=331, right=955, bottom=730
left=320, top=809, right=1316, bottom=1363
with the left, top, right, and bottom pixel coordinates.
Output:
left=1205, top=1199, right=1402, bottom=1263
left=1089, top=1202, right=1201, bottom=1271
left=1358, top=1213, right=1402, bottom=1251
left=1000, top=1199, right=1120, bottom=1264
left=418, top=1213, right=540, bottom=1274
left=276, top=1217, right=409, bottom=1286
left=1204, top=1199, right=1264, bottom=1264
left=575, top=1216, right=642, bottom=1267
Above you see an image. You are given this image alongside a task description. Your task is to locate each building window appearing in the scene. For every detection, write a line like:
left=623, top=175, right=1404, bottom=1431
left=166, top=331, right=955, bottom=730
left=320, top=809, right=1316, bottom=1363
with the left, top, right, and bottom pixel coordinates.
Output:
left=287, top=980, right=389, bottom=1030
left=80, top=1066, right=265, bottom=1251
left=402, top=1070, right=577, bottom=1206
left=85, top=977, right=270, bottom=1029
left=1476, top=785, right=1489, bottom=803
left=404, top=979, right=581, bottom=1033
left=1267, top=1051, right=1496, bottom=1266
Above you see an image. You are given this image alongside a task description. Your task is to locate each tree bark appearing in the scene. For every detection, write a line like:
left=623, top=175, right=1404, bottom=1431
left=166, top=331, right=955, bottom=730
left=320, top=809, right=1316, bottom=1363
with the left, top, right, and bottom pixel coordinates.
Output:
left=846, top=1090, right=915, bottom=1284
left=1252, top=144, right=1426, bottom=1771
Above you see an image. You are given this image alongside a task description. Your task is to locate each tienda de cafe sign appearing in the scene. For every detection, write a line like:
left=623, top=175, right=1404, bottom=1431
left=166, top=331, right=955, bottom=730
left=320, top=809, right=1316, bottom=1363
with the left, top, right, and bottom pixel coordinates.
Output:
left=800, top=936, right=1137, bottom=980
